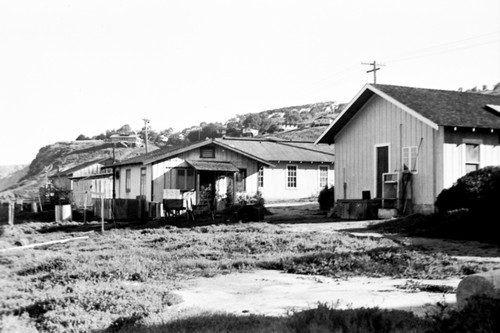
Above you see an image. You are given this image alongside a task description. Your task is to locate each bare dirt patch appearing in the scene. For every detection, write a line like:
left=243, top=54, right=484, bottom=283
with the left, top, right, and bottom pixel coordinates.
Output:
left=172, top=270, right=459, bottom=318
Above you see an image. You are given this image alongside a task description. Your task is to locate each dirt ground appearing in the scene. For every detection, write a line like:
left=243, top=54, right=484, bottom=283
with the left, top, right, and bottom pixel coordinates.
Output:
left=170, top=202, right=500, bottom=318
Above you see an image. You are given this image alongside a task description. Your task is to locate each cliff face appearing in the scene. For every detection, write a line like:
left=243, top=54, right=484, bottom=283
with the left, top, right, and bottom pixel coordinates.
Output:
left=0, top=140, right=155, bottom=201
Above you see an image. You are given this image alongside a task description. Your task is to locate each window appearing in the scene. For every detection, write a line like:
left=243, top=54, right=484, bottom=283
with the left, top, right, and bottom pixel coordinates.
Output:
left=402, top=146, right=418, bottom=173
left=125, top=169, right=131, bottom=193
left=200, top=146, right=215, bottom=158
left=176, top=168, right=195, bottom=190
left=258, top=167, right=264, bottom=188
left=236, top=169, right=246, bottom=192
left=319, top=166, right=329, bottom=188
left=287, top=165, right=297, bottom=188
left=465, top=143, right=480, bottom=173
left=140, top=168, right=146, bottom=196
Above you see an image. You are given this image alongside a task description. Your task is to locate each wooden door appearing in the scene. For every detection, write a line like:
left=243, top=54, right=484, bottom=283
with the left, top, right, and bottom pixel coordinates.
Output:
left=376, top=146, right=389, bottom=198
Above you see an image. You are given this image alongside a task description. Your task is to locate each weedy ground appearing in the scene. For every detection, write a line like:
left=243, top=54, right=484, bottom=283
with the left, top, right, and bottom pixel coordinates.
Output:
left=1, top=217, right=499, bottom=332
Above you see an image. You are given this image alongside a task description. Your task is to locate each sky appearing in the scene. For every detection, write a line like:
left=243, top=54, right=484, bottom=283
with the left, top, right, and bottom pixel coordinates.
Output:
left=0, top=0, right=499, bottom=165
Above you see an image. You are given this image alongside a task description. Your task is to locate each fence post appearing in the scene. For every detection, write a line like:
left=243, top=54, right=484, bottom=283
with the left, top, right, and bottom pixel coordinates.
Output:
left=101, top=195, right=104, bottom=233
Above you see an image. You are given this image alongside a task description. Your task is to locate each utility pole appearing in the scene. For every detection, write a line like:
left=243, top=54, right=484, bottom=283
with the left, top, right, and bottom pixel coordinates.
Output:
left=361, top=61, right=385, bottom=84
left=142, top=118, right=150, bottom=153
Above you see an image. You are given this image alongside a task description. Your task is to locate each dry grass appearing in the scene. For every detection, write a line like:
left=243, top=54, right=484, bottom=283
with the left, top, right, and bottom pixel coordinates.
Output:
left=1, top=220, right=499, bottom=332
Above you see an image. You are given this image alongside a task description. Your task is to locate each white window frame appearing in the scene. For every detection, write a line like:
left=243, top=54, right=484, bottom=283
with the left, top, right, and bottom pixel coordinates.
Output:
left=318, top=165, right=329, bottom=188
left=140, top=167, right=147, bottom=196
left=258, top=166, right=264, bottom=188
left=125, top=169, right=131, bottom=193
left=402, top=146, right=418, bottom=174
left=464, top=141, right=481, bottom=174
left=286, top=164, right=298, bottom=189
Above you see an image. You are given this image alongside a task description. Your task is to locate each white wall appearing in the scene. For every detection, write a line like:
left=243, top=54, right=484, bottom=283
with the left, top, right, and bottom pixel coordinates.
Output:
left=259, top=162, right=334, bottom=202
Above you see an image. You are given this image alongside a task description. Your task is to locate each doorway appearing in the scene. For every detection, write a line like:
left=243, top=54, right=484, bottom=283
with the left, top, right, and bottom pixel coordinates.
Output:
left=375, top=145, right=389, bottom=198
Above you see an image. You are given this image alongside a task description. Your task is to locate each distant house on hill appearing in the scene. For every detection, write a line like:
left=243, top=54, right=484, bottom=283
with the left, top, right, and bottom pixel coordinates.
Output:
left=112, top=137, right=335, bottom=213
left=108, top=134, right=143, bottom=147
left=316, top=83, right=500, bottom=215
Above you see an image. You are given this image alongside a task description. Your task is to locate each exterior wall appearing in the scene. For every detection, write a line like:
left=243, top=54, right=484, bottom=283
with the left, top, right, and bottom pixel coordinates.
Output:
left=72, top=164, right=104, bottom=178
left=115, top=164, right=152, bottom=201
left=259, top=162, right=334, bottom=202
left=334, top=95, right=436, bottom=211
left=443, top=127, right=500, bottom=189
left=72, top=177, right=113, bottom=207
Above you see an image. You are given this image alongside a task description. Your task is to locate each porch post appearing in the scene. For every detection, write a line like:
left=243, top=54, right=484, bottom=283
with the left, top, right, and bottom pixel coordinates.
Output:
left=196, top=171, right=200, bottom=204
left=232, top=172, right=237, bottom=205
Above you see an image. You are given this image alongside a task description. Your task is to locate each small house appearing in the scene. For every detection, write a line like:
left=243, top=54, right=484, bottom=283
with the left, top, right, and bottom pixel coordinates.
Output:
left=316, top=84, right=500, bottom=214
left=113, top=137, right=335, bottom=212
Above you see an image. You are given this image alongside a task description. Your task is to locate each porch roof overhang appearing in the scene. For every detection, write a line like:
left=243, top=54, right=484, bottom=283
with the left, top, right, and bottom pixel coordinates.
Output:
left=185, top=160, right=240, bottom=172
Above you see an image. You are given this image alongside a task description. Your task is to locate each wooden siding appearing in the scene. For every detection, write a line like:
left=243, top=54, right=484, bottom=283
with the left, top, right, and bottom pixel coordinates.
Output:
left=116, top=165, right=152, bottom=201
left=259, top=162, right=334, bottom=202
left=443, top=128, right=500, bottom=189
left=72, top=164, right=104, bottom=178
left=151, top=145, right=260, bottom=202
left=334, top=95, right=436, bottom=207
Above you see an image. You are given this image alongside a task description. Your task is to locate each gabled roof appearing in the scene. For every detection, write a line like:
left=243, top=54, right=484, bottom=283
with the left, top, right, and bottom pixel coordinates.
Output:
left=114, top=137, right=335, bottom=167
left=316, top=84, right=500, bottom=144
left=56, top=158, right=114, bottom=177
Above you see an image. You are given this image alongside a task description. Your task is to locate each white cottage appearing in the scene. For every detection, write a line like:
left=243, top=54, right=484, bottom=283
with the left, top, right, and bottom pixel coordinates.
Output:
left=113, top=137, right=335, bottom=210
left=316, top=84, right=500, bottom=214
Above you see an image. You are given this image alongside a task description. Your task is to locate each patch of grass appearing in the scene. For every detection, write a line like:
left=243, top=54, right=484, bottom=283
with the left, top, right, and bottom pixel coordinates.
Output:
left=369, top=212, right=500, bottom=244
left=396, top=280, right=456, bottom=293
left=123, top=303, right=429, bottom=333
left=260, top=247, right=468, bottom=279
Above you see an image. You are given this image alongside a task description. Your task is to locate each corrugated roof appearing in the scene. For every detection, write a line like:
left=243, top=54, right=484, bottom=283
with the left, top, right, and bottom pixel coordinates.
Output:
left=113, top=137, right=335, bottom=167
left=57, top=158, right=113, bottom=177
left=317, top=84, right=500, bottom=144
left=186, top=160, right=239, bottom=172
left=216, top=137, right=335, bottom=163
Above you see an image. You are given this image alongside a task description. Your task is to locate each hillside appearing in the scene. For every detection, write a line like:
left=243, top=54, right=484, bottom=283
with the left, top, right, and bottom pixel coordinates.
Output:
left=0, top=141, right=157, bottom=201
left=0, top=165, right=29, bottom=192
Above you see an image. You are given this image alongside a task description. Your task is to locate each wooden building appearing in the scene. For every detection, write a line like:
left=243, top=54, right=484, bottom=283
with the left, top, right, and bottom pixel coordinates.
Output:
left=316, top=84, right=500, bottom=214
left=53, top=158, right=114, bottom=208
left=113, top=137, right=335, bottom=211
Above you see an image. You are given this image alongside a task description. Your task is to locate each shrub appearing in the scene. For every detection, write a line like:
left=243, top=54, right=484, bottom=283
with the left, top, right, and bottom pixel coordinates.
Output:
left=435, top=166, right=500, bottom=213
left=318, top=186, right=334, bottom=210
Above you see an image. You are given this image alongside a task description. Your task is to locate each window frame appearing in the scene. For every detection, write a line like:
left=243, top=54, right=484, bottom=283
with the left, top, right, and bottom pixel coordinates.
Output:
left=258, top=166, right=264, bottom=188
left=236, top=168, right=247, bottom=192
left=319, top=165, right=329, bottom=188
left=139, top=167, right=147, bottom=196
left=125, top=169, right=131, bottom=193
left=402, top=146, right=419, bottom=174
left=175, top=168, right=195, bottom=191
left=286, top=164, right=298, bottom=189
left=464, top=142, right=480, bottom=174
left=200, top=146, right=215, bottom=158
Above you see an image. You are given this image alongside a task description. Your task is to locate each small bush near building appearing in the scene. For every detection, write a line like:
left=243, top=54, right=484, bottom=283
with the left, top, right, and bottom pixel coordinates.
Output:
left=435, top=166, right=500, bottom=214
left=318, top=186, right=334, bottom=210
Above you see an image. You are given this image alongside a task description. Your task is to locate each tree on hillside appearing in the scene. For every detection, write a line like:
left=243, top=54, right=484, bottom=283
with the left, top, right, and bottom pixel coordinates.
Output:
left=242, top=114, right=261, bottom=129
left=117, top=124, right=132, bottom=135
left=75, top=134, right=90, bottom=141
